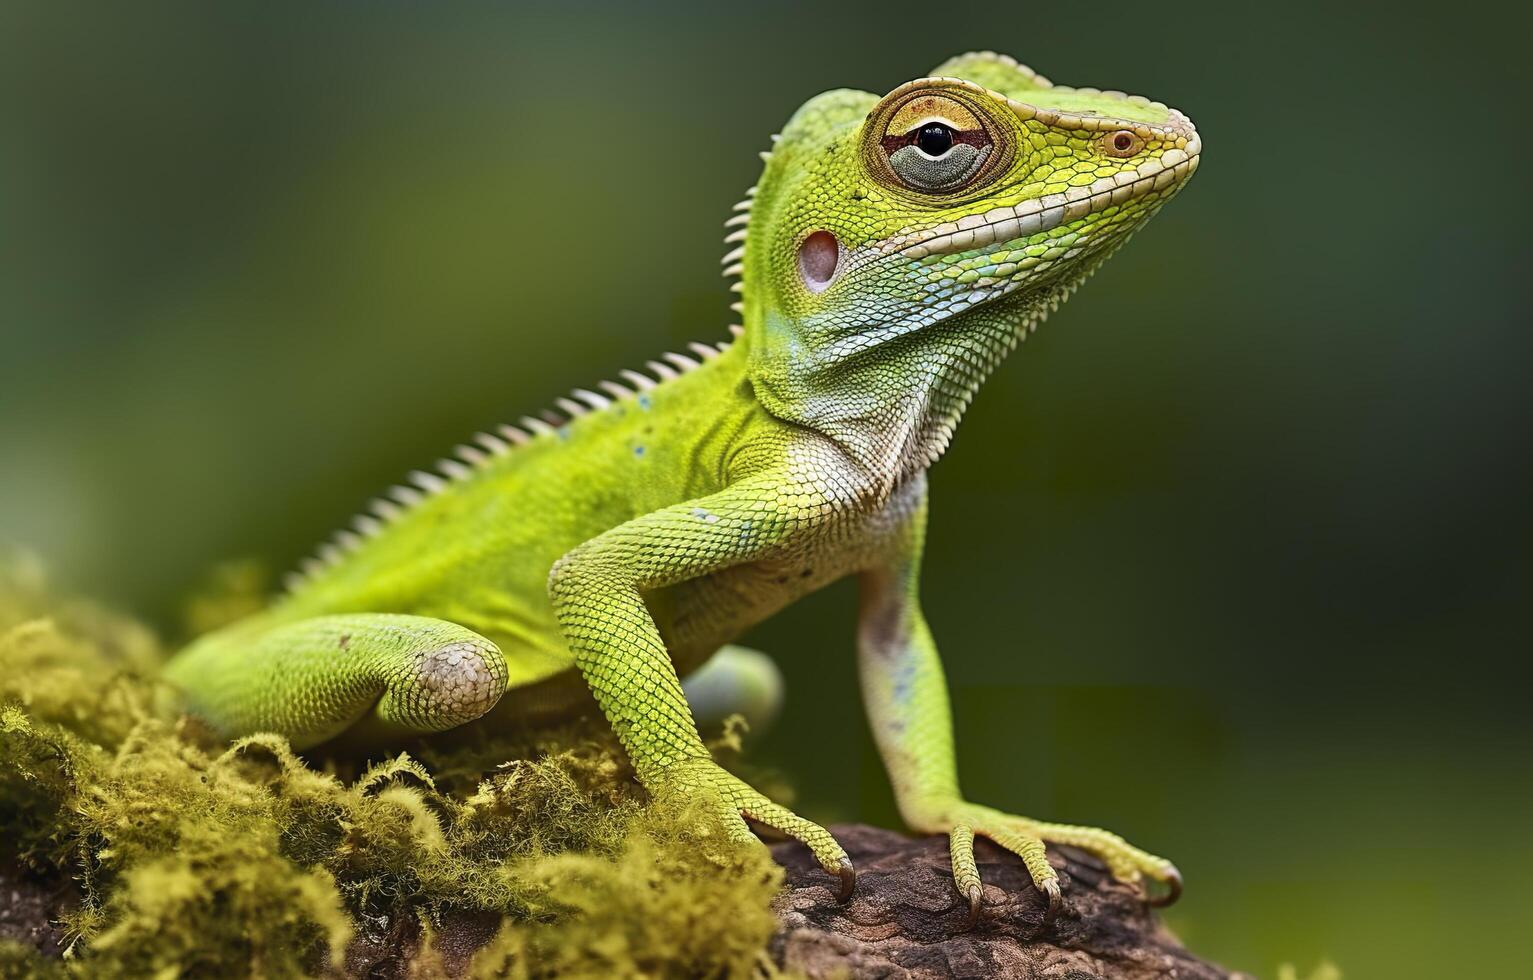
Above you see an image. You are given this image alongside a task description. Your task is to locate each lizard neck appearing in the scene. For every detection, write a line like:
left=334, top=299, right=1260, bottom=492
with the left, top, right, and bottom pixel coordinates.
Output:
left=746, top=294, right=1050, bottom=486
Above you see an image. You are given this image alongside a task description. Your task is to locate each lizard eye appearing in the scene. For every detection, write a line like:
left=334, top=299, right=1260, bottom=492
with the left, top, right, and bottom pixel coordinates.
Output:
left=1101, top=129, right=1145, bottom=157
left=863, top=86, right=1013, bottom=197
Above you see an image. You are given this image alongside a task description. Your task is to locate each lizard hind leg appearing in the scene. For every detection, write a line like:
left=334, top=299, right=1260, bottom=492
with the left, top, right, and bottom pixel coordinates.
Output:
left=165, top=613, right=509, bottom=750
left=681, top=644, right=784, bottom=735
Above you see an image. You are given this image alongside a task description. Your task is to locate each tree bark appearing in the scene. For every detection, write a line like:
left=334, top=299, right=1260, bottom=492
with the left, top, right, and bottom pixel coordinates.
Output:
left=771, top=825, right=1245, bottom=980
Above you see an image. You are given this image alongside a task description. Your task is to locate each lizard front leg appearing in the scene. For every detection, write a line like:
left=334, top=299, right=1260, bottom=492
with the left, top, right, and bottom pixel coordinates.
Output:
left=858, top=489, right=1180, bottom=925
left=548, top=474, right=854, bottom=898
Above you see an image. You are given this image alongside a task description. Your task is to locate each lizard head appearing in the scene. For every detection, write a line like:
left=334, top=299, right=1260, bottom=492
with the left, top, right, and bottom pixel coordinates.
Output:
left=736, top=53, right=1200, bottom=462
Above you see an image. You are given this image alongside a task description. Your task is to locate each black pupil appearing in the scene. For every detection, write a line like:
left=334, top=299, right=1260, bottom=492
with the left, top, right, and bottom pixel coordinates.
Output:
left=916, top=123, right=954, bottom=156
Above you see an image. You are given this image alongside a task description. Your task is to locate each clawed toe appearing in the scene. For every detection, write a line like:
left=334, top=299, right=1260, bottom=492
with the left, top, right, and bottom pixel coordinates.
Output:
left=963, top=886, right=982, bottom=930
left=1039, top=876, right=1062, bottom=928
left=1147, top=862, right=1183, bottom=907
left=836, top=858, right=856, bottom=902
left=959, top=873, right=1058, bottom=931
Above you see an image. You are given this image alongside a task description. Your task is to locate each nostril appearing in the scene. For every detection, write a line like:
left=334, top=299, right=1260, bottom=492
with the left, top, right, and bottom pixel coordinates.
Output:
left=798, top=230, right=840, bottom=293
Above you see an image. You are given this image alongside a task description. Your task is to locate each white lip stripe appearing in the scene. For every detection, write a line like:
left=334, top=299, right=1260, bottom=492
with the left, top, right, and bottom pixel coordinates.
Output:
left=885, top=136, right=1201, bottom=260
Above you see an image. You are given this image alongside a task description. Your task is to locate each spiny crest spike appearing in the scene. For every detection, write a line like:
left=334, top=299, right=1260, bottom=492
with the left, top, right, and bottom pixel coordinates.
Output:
left=436, top=458, right=473, bottom=481
left=619, top=369, right=656, bottom=391
left=724, top=213, right=751, bottom=228
left=497, top=423, right=531, bottom=445
left=720, top=245, right=745, bottom=265
left=688, top=341, right=719, bottom=360
left=647, top=360, right=679, bottom=381
left=723, top=228, right=748, bottom=244
left=662, top=351, right=699, bottom=371
left=454, top=444, right=488, bottom=467
left=571, top=388, right=611, bottom=410
left=730, top=302, right=744, bottom=314
left=728, top=324, right=744, bottom=337
left=520, top=416, right=557, bottom=436
left=721, top=262, right=744, bottom=278
left=408, top=470, right=448, bottom=494
left=598, top=379, right=632, bottom=400
left=369, top=497, right=403, bottom=522
left=387, top=484, right=424, bottom=507
left=555, top=397, right=587, bottom=418
left=474, top=431, right=510, bottom=455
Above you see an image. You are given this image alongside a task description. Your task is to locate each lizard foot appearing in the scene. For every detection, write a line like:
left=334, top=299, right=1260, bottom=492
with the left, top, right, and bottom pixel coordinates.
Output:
left=663, top=758, right=854, bottom=901
left=921, top=801, right=1180, bottom=927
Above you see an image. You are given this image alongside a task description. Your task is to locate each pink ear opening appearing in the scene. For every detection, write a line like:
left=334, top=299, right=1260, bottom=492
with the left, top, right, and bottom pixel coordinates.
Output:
left=797, top=230, right=840, bottom=292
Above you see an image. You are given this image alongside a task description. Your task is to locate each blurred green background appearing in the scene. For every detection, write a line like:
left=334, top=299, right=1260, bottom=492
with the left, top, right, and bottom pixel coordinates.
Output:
left=2, top=2, right=1528, bottom=976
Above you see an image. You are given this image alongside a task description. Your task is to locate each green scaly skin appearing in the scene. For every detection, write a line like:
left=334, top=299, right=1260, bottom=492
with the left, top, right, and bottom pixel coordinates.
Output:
left=164, top=52, right=1201, bottom=923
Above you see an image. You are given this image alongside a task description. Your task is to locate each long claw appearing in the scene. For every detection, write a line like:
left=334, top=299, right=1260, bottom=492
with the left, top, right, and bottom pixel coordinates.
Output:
left=836, top=859, right=856, bottom=902
left=1147, top=862, right=1183, bottom=907
left=1040, top=877, right=1062, bottom=928
left=963, top=886, right=983, bottom=930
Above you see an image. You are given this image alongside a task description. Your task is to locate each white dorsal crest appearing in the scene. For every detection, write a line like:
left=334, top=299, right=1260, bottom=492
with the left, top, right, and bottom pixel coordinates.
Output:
left=282, top=327, right=741, bottom=593
left=721, top=181, right=754, bottom=297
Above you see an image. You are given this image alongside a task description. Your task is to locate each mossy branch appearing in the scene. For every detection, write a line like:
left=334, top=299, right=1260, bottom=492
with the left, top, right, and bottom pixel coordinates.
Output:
left=0, top=564, right=787, bottom=978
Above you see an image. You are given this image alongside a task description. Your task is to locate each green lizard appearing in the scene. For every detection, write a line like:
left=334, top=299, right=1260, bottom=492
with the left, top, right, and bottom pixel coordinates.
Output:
left=164, top=52, right=1200, bottom=924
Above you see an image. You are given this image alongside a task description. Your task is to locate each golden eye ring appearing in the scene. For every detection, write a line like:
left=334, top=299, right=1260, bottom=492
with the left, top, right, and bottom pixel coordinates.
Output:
left=861, top=85, right=1014, bottom=197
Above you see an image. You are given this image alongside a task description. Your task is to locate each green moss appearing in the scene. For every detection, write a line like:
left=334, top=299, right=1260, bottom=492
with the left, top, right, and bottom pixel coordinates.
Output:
left=0, top=942, right=68, bottom=980
left=0, top=561, right=791, bottom=978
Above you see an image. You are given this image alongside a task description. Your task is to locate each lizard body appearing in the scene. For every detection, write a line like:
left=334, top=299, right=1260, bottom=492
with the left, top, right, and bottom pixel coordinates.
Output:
left=165, top=52, right=1201, bottom=920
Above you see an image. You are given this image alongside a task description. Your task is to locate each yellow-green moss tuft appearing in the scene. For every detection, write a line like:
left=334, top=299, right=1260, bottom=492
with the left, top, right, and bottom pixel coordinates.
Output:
left=0, top=562, right=791, bottom=978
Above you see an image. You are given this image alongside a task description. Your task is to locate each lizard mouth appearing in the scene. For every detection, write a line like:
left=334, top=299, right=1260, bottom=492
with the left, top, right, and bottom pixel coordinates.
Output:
left=884, top=129, right=1201, bottom=260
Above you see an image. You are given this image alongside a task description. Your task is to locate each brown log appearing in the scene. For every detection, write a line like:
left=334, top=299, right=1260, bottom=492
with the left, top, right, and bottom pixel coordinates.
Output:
left=771, top=824, right=1246, bottom=980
